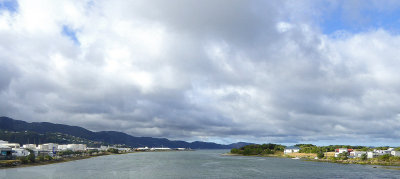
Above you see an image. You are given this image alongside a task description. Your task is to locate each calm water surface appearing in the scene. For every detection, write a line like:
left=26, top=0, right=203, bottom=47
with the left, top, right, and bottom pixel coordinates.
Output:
left=1, top=150, right=399, bottom=178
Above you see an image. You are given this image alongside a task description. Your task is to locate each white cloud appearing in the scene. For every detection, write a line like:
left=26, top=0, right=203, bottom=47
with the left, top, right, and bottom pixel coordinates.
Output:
left=0, top=0, right=400, bottom=145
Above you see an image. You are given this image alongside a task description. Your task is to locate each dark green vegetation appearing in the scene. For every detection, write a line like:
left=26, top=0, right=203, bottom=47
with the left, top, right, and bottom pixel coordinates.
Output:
left=230, top=144, right=285, bottom=155
left=0, top=116, right=251, bottom=149
left=0, top=130, right=105, bottom=147
left=107, top=148, right=119, bottom=154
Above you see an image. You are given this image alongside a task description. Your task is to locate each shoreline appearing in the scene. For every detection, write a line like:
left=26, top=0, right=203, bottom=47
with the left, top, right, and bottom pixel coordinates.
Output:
left=0, top=150, right=191, bottom=169
left=0, top=152, right=120, bottom=169
left=223, top=153, right=400, bottom=168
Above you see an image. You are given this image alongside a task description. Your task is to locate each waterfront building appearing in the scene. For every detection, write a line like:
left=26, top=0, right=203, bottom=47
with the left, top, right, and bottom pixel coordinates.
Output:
left=284, top=146, right=300, bottom=154
left=58, top=144, right=68, bottom=151
left=100, top=145, right=109, bottom=151
left=0, top=145, right=12, bottom=160
left=1, top=143, right=20, bottom=148
left=22, top=144, right=37, bottom=149
left=150, top=147, right=172, bottom=151
left=40, top=143, right=58, bottom=151
left=334, top=148, right=353, bottom=157
left=391, top=151, right=400, bottom=156
left=367, top=151, right=378, bottom=158
left=12, top=148, right=30, bottom=157
left=349, top=151, right=367, bottom=158
left=136, top=147, right=149, bottom=151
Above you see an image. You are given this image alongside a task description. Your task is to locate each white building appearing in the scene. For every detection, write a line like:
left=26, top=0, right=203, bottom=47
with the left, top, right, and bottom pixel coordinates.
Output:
left=100, top=146, right=109, bottom=151
left=12, top=148, right=30, bottom=157
left=334, top=148, right=353, bottom=157
left=22, top=144, right=37, bottom=149
left=0, top=140, right=20, bottom=148
left=150, top=147, right=172, bottom=151
left=284, top=146, right=300, bottom=154
left=367, top=151, right=377, bottom=159
left=391, top=151, right=400, bottom=157
left=349, top=151, right=367, bottom=158
left=1, top=143, right=20, bottom=148
left=66, top=144, right=87, bottom=151
left=39, top=143, right=58, bottom=151
left=57, top=144, right=86, bottom=151
left=374, top=149, right=391, bottom=155
left=136, top=147, right=149, bottom=151
left=58, top=145, right=68, bottom=151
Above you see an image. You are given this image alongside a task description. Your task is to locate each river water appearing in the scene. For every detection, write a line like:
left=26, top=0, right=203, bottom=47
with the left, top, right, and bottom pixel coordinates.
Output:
left=1, top=150, right=399, bottom=178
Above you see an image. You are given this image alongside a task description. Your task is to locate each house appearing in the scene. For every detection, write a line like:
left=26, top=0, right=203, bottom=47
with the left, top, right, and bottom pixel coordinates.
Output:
left=334, top=148, right=353, bottom=157
left=391, top=151, right=400, bottom=157
left=374, top=149, right=391, bottom=155
left=284, top=146, right=300, bottom=154
left=367, top=151, right=378, bottom=158
left=349, top=151, right=367, bottom=158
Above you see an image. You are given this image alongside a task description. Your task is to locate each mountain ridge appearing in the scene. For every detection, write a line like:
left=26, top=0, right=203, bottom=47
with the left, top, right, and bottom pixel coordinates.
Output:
left=0, top=116, right=252, bottom=149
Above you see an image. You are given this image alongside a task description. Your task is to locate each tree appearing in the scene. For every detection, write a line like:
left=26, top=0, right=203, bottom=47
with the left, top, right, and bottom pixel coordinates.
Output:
left=25, top=149, right=36, bottom=163
left=18, top=156, right=28, bottom=164
left=361, top=153, right=368, bottom=161
left=378, top=154, right=391, bottom=162
left=338, top=151, right=348, bottom=160
left=39, top=155, right=45, bottom=162
left=230, top=148, right=239, bottom=154
left=27, top=152, right=35, bottom=163
left=107, top=148, right=119, bottom=154
left=317, top=152, right=324, bottom=159
left=45, top=155, right=53, bottom=161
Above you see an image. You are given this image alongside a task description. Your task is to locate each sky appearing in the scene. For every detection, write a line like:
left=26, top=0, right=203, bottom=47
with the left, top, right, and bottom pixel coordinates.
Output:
left=1, top=0, right=400, bottom=146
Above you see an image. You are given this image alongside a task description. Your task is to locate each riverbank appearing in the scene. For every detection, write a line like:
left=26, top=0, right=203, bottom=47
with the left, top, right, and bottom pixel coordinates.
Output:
left=224, top=152, right=400, bottom=167
left=0, top=152, right=117, bottom=169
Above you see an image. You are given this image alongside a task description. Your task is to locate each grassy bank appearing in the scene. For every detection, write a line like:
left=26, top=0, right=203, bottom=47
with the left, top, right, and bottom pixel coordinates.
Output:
left=225, top=151, right=400, bottom=167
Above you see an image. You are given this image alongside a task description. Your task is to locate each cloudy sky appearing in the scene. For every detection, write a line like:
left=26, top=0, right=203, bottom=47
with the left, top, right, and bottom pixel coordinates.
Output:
left=1, top=0, right=400, bottom=146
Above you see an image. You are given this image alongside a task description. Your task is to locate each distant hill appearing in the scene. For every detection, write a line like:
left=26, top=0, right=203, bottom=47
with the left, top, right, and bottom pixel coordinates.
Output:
left=0, top=116, right=252, bottom=149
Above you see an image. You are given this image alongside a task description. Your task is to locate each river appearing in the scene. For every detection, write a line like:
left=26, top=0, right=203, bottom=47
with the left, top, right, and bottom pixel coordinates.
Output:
left=1, top=150, right=399, bottom=178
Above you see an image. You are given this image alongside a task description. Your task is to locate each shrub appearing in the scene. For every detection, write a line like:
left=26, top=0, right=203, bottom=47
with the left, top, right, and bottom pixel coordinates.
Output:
left=38, top=155, right=45, bottom=162
left=361, top=153, right=368, bottom=161
left=18, top=156, right=28, bottom=164
left=230, top=148, right=239, bottom=154
left=27, top=153, right=35, bottom=163
left=107, top=148, right=119, bottom=154
left=337, top=152, right=348, bottom=160
left=378, top=154, right=391, bottom=162
left=45, top=155, right=53, bottom=161
left=317, top=152, right=324, bottom=159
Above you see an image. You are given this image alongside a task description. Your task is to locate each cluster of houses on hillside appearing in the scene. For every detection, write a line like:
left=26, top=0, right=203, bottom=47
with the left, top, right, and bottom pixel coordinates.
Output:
left=0, top=140, right=189, bottom=160
left=283, top=146, right=400, bottom=159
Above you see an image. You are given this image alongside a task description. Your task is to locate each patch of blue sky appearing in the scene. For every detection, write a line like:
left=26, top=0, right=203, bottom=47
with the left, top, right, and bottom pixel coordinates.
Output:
left=319, top=5, right=400, bottom=36
left=62, top=25, right=80, bottom=45
left=0, top=0, right=18, bottom=13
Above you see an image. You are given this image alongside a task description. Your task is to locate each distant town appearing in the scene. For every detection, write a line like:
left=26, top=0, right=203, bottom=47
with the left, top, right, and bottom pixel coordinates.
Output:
left=0, top=139, right=190, bottom=168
